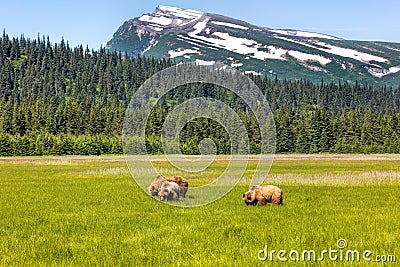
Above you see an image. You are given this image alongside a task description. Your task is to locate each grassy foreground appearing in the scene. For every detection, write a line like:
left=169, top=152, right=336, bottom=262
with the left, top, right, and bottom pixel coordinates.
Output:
left=0, top=155, right=399, bottom=266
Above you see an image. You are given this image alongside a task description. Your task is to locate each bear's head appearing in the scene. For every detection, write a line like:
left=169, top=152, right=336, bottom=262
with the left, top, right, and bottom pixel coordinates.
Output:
left=181, top=180, right=189, bottom=188
left=148, top=185, right=159, bottom=197
left=158, top=187, right=170, bottom=201
left=242, top=191, right=257, bottom=206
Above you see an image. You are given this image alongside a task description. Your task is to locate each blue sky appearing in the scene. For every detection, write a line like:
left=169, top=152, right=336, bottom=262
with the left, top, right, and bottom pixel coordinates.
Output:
left=1, top=0, right=399, bottom=49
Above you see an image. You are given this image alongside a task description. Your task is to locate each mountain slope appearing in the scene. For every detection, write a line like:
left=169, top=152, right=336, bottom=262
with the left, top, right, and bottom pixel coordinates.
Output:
left=106, top=5, right=400, bottom=87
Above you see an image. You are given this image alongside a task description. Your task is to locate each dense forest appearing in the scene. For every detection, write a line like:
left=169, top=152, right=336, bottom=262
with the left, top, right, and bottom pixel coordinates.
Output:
left=1, top=32, right=400, bottom=155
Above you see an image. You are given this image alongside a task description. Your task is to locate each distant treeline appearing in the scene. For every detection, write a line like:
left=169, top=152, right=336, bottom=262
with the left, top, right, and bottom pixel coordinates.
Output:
left=1, top=33, right=400, bottom=155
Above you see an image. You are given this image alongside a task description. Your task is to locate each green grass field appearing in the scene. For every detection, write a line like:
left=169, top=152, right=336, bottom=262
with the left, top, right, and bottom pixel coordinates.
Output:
left=0, top=155, right=399, bottom=266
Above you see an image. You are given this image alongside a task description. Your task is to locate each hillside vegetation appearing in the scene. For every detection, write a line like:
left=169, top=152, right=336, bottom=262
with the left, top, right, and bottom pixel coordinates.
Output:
left=1, top=33, right=400, bottom=155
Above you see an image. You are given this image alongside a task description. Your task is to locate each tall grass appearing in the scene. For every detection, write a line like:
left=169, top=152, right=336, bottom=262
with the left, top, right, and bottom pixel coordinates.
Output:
left=0, top=155, right=399, bottom=266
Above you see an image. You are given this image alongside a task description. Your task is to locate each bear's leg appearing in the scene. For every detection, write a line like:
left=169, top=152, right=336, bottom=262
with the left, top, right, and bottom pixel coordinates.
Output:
left=271, top=194, right=283, bottom=205
left=182, top=187, right=188, bottom=198
left=166, top=190, right=173, bottom=201
left=179, top=187, right=187, bottom=198
left=258, top=197, right=266, bottom=206
left=246, top=200, right=257, bottom=206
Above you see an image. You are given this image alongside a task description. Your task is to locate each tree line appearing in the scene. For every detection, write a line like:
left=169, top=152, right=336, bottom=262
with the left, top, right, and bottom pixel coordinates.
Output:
left=1, top=32, right=400, bottom=155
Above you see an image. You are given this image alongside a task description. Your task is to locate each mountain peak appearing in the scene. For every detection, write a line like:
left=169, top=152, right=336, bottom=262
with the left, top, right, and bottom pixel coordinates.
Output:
left=136, top=5, right=204, bottom=32
left=106, top=6, right=400, bottom=87
left=156, top=5, right=204, bottom=18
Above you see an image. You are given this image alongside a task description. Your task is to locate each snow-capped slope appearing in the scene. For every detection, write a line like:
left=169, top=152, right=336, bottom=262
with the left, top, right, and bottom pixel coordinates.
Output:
left=270, top=29, right=340, bottom=40
left=168, top=48, right=200, bottom=58
left=211, top=21, right=249, bottom=30
left=288, top=50, right=332, bottom=65
left=135, top=5, right=204, bottom=32
left=106, top=5, right=400, bottom=87
left=157, top=5, right=203, bottom=21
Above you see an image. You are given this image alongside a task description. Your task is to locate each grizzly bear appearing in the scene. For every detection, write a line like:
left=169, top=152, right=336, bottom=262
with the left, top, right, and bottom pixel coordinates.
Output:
left=158, top=181, right=180, bottom=201
left=242, top=185, right=283, bottom=206
left=148, top=175, right=167, bottom=197
left=164, top=175, right=189, bottom=197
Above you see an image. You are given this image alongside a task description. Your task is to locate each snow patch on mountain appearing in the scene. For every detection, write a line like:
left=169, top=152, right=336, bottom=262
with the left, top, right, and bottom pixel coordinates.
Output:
left=149, top=25, right=164, bottom=31
left=157, top=5, right=203, bottom=20
left=211, top=21, right=249, bottom=30
left=168, top=48, right=200, bottom=58
left=314, top=41, right=388, bottom=64
left=266, top=46, right=288, bottom=58
left=366, top=65, right=400, bottom=78
left=275, top=36, right=388, bottom=65
left=191, top=19, right=209, bottom=35
left=386, top=46, right=400, bottom=52
left=288, top=50, right=332, bottom=65
left=187, top=30, right=286, bottom=61
left=389, top=66, right=400, bottom=73
left=270, top=29, right=340, bottom=40
left=300, top=62, right=328, bottom=73
left=142, top=39, right=158, bottom=54
left=137, top=5, right=205, bottom=32
left=231, top=61, right=243, bottom=67
left=195, top=59, right=216, bottom=65
left=244, top=70, right=261, bottom=75
left=139, top=14, right=173, bottom=26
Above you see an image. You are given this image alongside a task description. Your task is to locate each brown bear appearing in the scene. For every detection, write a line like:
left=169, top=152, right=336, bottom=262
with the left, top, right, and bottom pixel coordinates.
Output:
left=164, top=175, right=189, bottom=198
left=158, top=181, right=180, bottom=201
left=242, top=185, right=283, bottom=206
left=148, top=175, right=167, bottom=197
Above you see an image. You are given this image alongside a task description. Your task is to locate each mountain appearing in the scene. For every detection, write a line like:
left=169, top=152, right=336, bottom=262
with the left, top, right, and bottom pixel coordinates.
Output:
left=106, top=5, right=400, bottom=87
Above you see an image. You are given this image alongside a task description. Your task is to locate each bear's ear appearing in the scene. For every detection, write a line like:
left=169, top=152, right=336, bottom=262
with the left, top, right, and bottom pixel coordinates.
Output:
left=242, top=193, right=245, bottom=198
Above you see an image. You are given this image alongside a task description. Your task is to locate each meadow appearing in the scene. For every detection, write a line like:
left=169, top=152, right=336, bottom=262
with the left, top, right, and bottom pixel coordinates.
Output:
left=0, top=155, right=399, bottom=266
